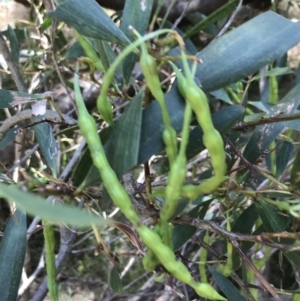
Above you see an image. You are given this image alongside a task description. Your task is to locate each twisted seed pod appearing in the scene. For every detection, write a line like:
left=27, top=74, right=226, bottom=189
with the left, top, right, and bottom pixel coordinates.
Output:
left=74, top=72, right=226, bottom=300
left=139, top=44, right=177, bottom=164
left=170, top=55, right=227, bottom=201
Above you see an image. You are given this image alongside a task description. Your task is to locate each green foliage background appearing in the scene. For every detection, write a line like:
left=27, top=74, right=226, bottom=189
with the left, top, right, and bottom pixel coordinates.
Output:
left=1, top=0, right=300, bottom=300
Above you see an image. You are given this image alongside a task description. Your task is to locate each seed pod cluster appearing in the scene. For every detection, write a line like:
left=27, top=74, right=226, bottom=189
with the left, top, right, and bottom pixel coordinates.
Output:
left=74, top=70, right=226, bottom=300
left=173, top=51, right=227, bottom=201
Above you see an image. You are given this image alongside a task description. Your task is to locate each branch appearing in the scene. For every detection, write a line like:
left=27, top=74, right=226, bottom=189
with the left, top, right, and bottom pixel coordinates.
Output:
left=231, top=112, right=300, bottom=131
left=174, top=215, right=300, bottom=252
left=230, top=239, right=283, bottom=301
left=0, top=32, right=26, bottom=92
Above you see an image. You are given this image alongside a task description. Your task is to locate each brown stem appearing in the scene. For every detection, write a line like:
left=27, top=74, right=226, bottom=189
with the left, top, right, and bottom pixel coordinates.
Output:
left=230, top=239, right=283, bottom=301
left=174, top=215, right=299, bottom=252
left=232, top=112, right=300, bottom=131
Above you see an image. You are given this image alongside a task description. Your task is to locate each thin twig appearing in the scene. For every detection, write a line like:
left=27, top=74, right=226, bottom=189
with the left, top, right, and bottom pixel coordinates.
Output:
left=8, top=144, right=39, bottom=173
left=217, top=0, right=243, bottom=37
left=0, top=109, right=77, bottom=140
left=30, top=199, right=84, bottom=301
left=231, top=271, right=257, bottom=301
left=193, top=236, right=256, bottom=301
left=27, top=136, right=87, bottom=236
left=232, top=112, right=300, bottom=131
left=171, top=0, right=193, bottom=30
left=123, top=271, right=151, bottom=291
left=0, top=31, right=27, bottom=182
left=230, top=239, right=283, bottom=301
left=0, top=32, right=26, bottom=92
left=59, top=138, right=86, bottom=180
left=174, top=216, right=300, bottom=252
left=18, top=251, right=45, bottom=297
left=181, top=216, right=287, bottom=300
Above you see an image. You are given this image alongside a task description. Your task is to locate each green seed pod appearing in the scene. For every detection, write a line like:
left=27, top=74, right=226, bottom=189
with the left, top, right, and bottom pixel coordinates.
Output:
left=192, top=282, right=226, bottom=301
left=139, top=42, right=177, bottom=164
left=139, top=226, right=226, bottom=300
left=161, top=155, right=186, bottom=223
left=269, top=75, right=279, bottom=104
left=236, top=81, right=243, bottom=93
left=74, top=65, right=226, bottom=301
left=140, top=51, right=165, bottom=104
left=154, top=222, right=173, bottom=249
left=143, top=249, right=159, bottom=271
left=162, top=128, right=177, bottom=165
left=171, top=51, right=227, bottom=201
left=97, top=92, right=114, bottom=126
left=43, top=222, right=58, bottom=301
left=169, top=61, right=188, bottom=99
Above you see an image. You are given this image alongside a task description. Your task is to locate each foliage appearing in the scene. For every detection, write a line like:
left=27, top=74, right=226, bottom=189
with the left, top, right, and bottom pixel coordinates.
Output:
left=0, top=0, right=300, bottom=300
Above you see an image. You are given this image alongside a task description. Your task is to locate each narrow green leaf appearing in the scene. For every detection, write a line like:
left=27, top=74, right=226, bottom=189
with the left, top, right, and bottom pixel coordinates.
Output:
left=0, top=89, right=47, bottom=109
left=194, top=11, right=300, bottom=92
left=109, top=266, right=123, bottom=293
left=141, top=90, right=244, bottom=166
left=95, top=40, right=123, bottom=88
left=173, top=217, right=197, bottom=251
left=0, top=184, right=107, bottom=227
left=256, top=199, right=289, bottom=232
left=186, top=105, right=244, bottom=163
left=49, top=0, right=130, bottom=46
left=105, top=90, right=144, bottom=177
left=4, top=26, right=19, bottom=65
left=0, top=209, right=27, bottom=301
left=33, top=117, right=58, bottom=177
left=63, top=41, right=85, bottom=60
left=0, top=127, right=21, bottom=149
left=96, top=40, right=117, bottom=72
left=291, top=149, right=300, bottom=191
left=243, top=84, right=300, bottom=164
left=208, top=266, right=247, bottom=301
left=284, top=113, right=300, bottom=131
left=138, top=83, right=186, bottom=164
left=184, top=11, right=219, bottom=37
left=210, top=89, right=233, bottom=104
left=252, top=66, right=293, bottom=80
left=40, top=16, right=53, bottom=32
left=232, top=204, right=259, bottom=234
left=283, top=251, right=300, bottom=271
left=121, top=0, right=153, bottom=84
left=183, top=0, right=239, bottom=40
left=72, top=147, right=93, bottom=187
left=276, top=140, right=294, bottom=179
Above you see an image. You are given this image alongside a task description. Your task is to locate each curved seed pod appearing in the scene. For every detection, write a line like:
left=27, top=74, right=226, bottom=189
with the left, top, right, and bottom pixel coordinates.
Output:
left=140, top=226, right=226, bottom=300
left=169, top=61, right=188, bottom=99
left=170, top=50, right=227, bottom=201
left=75, top=31, right=105, bottom=72
left=97, top=92, right=114, bottom=126
left=74, top=71, right=226, bottom=300
left=162, top=128, right=177, bottom=166
left=139, top=43, right=178, bottom=165
left=142, top=249, right=159, bottom=271
left=96, top=28, right=173, bottom=125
